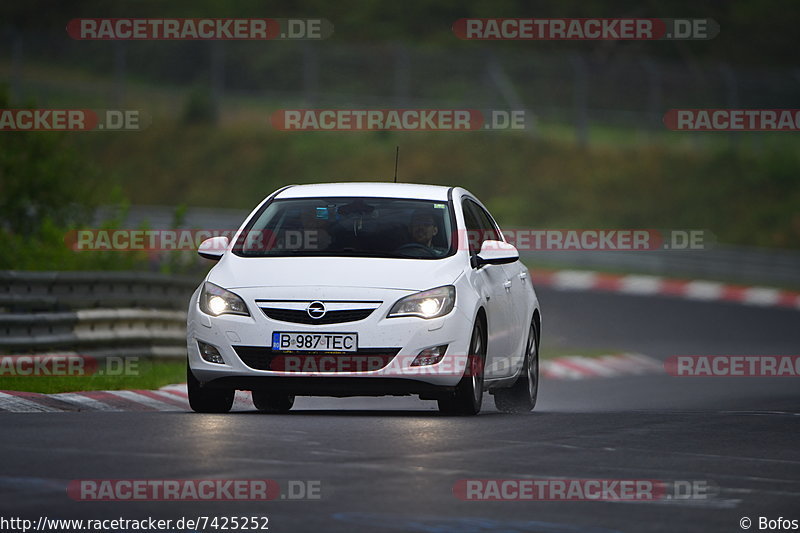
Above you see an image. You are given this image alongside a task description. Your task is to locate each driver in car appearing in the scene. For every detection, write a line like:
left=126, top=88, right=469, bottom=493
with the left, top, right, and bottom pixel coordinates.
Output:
left=409, top=210, right=439, bottom=248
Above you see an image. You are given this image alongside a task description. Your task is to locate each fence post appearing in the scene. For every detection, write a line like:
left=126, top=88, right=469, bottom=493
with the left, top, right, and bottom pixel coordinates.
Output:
left=485, top=51, right=537, bottom=137
left=570, top=53, right=589, bottom=147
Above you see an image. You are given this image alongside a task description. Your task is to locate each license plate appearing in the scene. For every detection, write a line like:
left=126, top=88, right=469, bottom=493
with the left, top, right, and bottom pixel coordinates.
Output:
left=272, top=332, right=358, bottom=352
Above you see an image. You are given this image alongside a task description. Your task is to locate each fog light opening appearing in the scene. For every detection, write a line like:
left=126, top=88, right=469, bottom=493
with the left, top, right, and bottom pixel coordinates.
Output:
left=411, top=344, right=448, bottom=367
left=197, top=340, right=225, bottom=365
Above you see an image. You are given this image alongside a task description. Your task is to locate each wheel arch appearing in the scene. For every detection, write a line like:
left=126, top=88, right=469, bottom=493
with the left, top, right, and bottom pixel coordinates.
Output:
left=475, top=306, right=488, bottom=347
left=532, top=308, right=541, bottom=351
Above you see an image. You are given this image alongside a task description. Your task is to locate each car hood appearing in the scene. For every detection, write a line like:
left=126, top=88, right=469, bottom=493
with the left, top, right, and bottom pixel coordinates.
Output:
left=208, top=255, right=464, bottom=292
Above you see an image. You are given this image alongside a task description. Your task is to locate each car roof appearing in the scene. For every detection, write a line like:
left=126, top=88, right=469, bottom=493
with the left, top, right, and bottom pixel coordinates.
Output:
left=274, top=182, right=453, bottom=201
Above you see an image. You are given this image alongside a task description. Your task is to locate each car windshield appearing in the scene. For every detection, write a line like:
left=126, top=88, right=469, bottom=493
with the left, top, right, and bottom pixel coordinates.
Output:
left=232, top=196, right=455, bottom=259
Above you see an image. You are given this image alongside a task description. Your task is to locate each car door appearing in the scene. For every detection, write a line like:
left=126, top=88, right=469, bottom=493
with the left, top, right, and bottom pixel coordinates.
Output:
left=477, top=205, right=529, bottom=374
left=462, top=198, right=514, bottom=379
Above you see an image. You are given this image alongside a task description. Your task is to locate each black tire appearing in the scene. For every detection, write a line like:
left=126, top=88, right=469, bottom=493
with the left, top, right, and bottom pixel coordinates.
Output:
left=438, top=320, right=485, bottom=415
left=494, top=322, right=539, bottom=414
left=187, top=364, right=234, bottom=413
left=252, top=390, right=295, bottom=413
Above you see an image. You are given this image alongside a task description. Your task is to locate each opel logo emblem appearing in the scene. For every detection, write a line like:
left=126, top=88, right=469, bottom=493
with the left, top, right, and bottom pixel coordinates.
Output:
left=307, top=301, right=326, bottom=319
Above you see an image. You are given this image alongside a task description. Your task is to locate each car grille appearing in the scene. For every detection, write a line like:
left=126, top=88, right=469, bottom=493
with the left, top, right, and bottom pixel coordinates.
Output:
left=260, top=307, right=375, bottom=325
left=233, top=346, right=401, bottom=372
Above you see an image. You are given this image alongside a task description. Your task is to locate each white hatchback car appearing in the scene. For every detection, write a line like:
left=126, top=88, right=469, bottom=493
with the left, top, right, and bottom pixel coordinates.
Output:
left=187, top=183, right=541, bottom=415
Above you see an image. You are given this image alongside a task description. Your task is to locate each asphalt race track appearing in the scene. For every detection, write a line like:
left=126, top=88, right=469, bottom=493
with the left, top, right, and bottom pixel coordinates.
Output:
left=1, top=287, right=798, bottom=533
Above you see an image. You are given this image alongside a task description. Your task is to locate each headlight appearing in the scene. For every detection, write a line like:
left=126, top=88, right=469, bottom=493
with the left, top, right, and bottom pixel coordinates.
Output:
left=199, top=282, right=250, bottom=317
left=388, top=285, right=455, bottom=319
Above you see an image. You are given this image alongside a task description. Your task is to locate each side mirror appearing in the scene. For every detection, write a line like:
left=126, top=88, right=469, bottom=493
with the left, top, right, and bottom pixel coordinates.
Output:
left=473, top=240, right=519, bottom=267
left=198, top=236, right=229, bottom=261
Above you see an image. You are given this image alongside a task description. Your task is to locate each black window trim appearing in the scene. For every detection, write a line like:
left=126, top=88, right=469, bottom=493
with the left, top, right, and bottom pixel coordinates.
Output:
left=460, top=195, right=505, bottom=258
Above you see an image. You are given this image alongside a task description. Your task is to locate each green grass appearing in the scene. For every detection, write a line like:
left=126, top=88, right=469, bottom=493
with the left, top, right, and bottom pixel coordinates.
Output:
left=539, top=347, right=627, bottom=360
left=0, top=360, right=186, bottom=394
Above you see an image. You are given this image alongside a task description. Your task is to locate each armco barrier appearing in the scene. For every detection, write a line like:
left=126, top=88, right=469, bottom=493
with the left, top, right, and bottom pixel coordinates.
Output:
left=521, top=245, right=800, bottom=288
left=0, top=271, right=200, bottom=359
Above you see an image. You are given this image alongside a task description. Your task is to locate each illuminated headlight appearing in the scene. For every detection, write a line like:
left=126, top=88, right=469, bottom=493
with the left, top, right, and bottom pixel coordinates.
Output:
left=199, top=282, right=250, bottom=317
left=388, top=286, right=455, bottom=319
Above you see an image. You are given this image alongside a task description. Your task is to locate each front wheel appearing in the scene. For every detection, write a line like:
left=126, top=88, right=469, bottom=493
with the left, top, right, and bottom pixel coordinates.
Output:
left=438, top=320, right=485, bottom=415
left=494, top=322, right=538, bottom=414
left=187, top=364, right=234, bottom=413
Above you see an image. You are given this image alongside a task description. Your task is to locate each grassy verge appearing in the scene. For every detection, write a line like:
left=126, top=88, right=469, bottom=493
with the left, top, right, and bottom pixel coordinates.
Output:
left=539, top=347, right=627, bottom=360
left=0, top=360, right=186, bottom=394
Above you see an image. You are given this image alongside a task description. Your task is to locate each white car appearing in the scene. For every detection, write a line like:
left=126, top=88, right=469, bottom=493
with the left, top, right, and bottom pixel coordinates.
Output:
left=186, top=182, right=541, bottom=415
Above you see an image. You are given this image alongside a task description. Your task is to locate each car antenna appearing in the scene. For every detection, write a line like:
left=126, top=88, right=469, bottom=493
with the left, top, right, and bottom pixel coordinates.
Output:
left=393, top=146, right=399, bottom=183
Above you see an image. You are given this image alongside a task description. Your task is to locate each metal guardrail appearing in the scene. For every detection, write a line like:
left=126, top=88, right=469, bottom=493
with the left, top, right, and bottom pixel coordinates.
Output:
left=522, top=245, right=800, bottom=288
left=3, top=234, right=800, bottom=360
left=0, top=271, right=200, bottom=359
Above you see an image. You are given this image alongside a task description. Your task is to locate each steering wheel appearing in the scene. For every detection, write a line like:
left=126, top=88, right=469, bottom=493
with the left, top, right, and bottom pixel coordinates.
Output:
left=394, top=242, right=437, bottom=258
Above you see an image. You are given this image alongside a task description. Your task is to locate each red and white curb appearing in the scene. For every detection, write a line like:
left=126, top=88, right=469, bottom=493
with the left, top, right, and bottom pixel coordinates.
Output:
left=541, top=353, right=662, bottom=380
left=532, top=269, right=800, bottom=310
left=0, top=354, right=663, bottom=412
left=0, top=386, right=262, bottom=413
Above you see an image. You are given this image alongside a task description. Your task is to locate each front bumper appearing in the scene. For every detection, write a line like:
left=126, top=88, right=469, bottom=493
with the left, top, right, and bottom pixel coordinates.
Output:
left=187, top=285, right=473, bottom=394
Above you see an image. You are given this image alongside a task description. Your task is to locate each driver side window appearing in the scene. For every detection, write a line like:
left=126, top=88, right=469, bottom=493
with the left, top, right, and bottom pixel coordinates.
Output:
left=462, top=199, right=499, bottom=255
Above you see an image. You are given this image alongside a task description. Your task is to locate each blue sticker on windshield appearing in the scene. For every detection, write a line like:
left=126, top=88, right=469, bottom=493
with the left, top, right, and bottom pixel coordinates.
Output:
left=316, top=207, right=329, bottom=219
